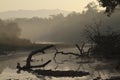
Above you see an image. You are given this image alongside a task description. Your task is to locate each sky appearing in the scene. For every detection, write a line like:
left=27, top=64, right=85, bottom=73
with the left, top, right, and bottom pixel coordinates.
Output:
left=0, top=0, right=99, bottom=12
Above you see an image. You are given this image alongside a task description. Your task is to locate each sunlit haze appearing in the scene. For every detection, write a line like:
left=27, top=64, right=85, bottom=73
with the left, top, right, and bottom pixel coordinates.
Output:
left=0, top=0, right=99, bottom=12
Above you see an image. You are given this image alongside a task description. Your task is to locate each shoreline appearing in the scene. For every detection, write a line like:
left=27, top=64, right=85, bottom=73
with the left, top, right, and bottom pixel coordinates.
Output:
left=0, top=51, right=30, bottom=61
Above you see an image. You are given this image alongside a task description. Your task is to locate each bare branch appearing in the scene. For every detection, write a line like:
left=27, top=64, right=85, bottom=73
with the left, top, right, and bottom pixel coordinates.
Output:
left=26, top=45, right=54, bottom=68
left=76, top=43, right=85, bottom=55
left=16, top=45, right=54, bottom=73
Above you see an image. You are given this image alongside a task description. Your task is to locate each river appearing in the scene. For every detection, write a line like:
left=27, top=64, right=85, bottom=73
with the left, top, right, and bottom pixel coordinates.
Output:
left=0, top=45, right=119, bottom=80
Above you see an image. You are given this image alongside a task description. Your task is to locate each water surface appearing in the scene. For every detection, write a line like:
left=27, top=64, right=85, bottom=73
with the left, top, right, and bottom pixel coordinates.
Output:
left=0, top=46, right=119, bottom=80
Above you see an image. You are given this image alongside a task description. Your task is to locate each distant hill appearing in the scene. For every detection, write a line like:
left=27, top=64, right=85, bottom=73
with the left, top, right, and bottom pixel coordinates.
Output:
left=0, top=9, right=70, bottom=19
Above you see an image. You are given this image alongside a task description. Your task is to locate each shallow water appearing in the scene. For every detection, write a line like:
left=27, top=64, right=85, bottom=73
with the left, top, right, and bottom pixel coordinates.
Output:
left=0, top=46, right=119, bottom=80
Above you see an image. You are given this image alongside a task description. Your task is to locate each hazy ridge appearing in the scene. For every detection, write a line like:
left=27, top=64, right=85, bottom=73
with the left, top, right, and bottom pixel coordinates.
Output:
left=0, top=9, right=70, bottom=19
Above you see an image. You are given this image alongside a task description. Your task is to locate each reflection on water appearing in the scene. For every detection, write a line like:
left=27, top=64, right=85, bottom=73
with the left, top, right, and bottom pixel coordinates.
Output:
left=0, top=67, right=90, bottom=80
left=0, top=46, right=120, bottom=80
left=0, top=67, right=40, bottom=80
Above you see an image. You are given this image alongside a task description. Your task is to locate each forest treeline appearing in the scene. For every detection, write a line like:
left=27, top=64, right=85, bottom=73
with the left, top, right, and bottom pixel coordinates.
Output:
left=0, top=19, right=44, bottom=54
left=0, top=3, right=120, bottom=56
left=12, top=3, right=120, bottom=43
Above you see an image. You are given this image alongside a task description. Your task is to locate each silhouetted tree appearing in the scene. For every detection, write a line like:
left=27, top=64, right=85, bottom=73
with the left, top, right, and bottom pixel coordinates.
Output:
left=85, top=21, right=120, bottom=58
left=98, top=0, right=120, bottom=16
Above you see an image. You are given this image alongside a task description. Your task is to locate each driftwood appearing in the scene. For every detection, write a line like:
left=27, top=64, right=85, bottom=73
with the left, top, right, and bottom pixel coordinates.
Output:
left=76, top=43, right=85, bottom=55
left=16, top=45, right=90, bottom=77
left=16, top=60, right=51, bottom=73
left=53, top=44, right=91, bottom=65
left=53, top=46, right=81, bottom=69
left=53, top=43, right=91, bottom=59
left=26, top=45, right=54, bottom=67
left=53, top=45, right=80, bottom=59
left=17, top=45, right=54, bottom=73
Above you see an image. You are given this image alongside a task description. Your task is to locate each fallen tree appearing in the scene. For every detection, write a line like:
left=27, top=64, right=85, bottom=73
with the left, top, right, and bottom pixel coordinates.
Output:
left=16, top=45, right=90, bottom=77
left=26, top=45, right=54, bottom=68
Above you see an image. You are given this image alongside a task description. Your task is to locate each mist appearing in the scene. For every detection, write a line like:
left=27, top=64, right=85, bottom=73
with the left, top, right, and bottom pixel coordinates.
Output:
left=0, top=19, right=33, bottom=50
left=0, top=9, right=69, bottom=19
left=10, top=3, right=120, bottom=43
left=0, top=20, right=21, bottom=42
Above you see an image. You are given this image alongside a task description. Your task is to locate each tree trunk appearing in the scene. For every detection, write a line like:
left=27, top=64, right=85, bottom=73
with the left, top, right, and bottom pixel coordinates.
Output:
left=26, top=45, right=54, bottom=68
